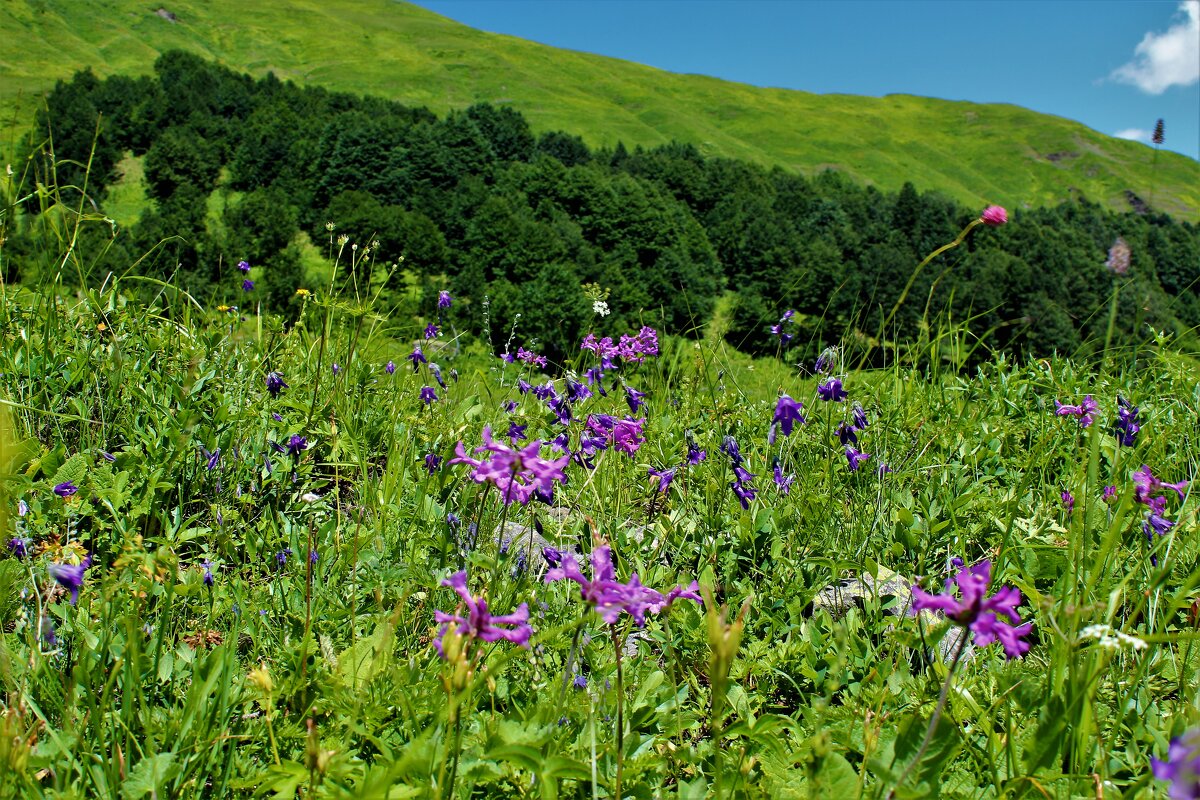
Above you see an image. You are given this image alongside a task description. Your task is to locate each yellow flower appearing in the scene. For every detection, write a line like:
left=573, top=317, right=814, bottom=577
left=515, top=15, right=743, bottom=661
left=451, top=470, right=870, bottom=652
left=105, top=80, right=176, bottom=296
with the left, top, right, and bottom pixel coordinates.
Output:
left=295, top=288, right=311, bottom=298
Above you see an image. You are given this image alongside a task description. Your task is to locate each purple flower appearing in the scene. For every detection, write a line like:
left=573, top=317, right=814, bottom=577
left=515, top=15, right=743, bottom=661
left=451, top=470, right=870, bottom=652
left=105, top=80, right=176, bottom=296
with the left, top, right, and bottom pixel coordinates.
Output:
left=687, top=443, right=706, bottom=465
left=98, top=450, right=115, bottom=463
left=585, top=367, right=607, bottom=396
left=980, top=205, right=1008, bottom=226
left=517, top=378, right=532, bottom=395
left=1102, top=485, right=1118, bottom=503
left=438, top=291, right=453, bottom=310
left=419, top=386, right=438, bottom=405
left=53, top=482, right=77, bottom=498
left=818, top=378, right=847, bottom=402
left=573, top=674, right=588, bottom=690
left=911, top=560, right=1033, bottom=659
left=238, top=260, right=251, bottom=273
left=48, top=558, right=90, bottom=605
left=385, top=360, right=396, bottom=375
left=430, top=364, right=446, bottom=389
left=720, top=436, right=743, bottom=467
left=1152, top=729, right=1200, bottom=800
left=1061, top=490, right=1075, bottom=513
left=502, top=399, right=518, bottom=413
left=425, top=453, right=442, bottom=474
left=545, top=544, right=696, bottom=627
left=852, top=403, right=869, bottom=430
left=409, top=346, right=427, bottom=369
left=7, top=537, right=29, bottom=559
left=435, top=571, right=532, bottom=657
left=1113, top=396, right=1140, bottom=447
left=331, top=363, right=340, bottom=375
left=265, top=372, right=288, bottom=398
left=876, top=462, right=893, bottom=477
left=202, top=559, right=214, bottom=587
left=772, top=395, right=806, bottom=438
left=625, top=386, right=646, bottom=413
left=204, top=447, right=221, bottom=471
left=1054, top=396, right=1098, bottom=428
left=814, top=348, right=835, bottom=375
left=309, top=548, right=319, bottom=565
left=844, top=446, right=871, bottom=472
left=836, top=421, right=858, bottom=446
left=276, top=548, right=292, bottom=568
left=286, top=434, right=308, bottom=457
left=731, top=480, right=757, bottom=509
left=649, top=465, right=677, bottom=493
left=18, top=500, right=27, bottom=517
left=773, top=460, right=794, bottom=495
left=449, top=428, right=570, bottom=506
left=566, top=378, right=592, bottom=403
left=425, top=323, right=440, bottom=340
left=242, top=279, right=254, bottom=292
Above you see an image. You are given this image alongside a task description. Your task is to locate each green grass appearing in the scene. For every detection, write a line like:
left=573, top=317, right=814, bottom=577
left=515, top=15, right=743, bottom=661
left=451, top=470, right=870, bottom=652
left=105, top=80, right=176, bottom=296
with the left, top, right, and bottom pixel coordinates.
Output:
left=2, top=0, right=1198, bottom=220
left=1, top=192, right=1199, bottom=796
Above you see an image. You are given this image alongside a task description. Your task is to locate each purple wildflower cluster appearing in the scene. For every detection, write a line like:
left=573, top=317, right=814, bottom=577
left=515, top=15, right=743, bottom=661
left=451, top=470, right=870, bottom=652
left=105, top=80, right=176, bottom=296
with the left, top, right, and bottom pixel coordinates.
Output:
left=580, top=326, right=659, bottom=368
left=770, top=309, right=796, bottom=346
left=722, top=435, right=757, bottom=509
left=1113, top=396, right=1141, bottom=447
left=449, top=427, right=570, bottom=506
left=48, top=557, right=91, bottom=605
left=545, top=543, right=700, bottom=627
left=1054, top=395, right=1098, bottom=428
left=434, top=571, right=532, bottom=658
left=911, top=559, right=1032, bottom=659
left=1134, top=464, right=1188, bottom=542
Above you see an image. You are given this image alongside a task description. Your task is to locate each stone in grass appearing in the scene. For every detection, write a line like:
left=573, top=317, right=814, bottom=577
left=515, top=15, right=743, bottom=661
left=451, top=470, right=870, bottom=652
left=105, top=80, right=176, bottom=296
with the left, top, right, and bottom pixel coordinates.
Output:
left=811, top=566, right=974, bottom=663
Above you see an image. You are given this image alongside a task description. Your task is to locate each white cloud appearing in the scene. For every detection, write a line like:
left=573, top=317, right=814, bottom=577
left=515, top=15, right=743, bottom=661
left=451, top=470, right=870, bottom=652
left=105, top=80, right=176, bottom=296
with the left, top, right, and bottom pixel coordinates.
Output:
left=1113, top=128, right=1152, bottom=142
left=1111, top=0, right=1200, bottom=94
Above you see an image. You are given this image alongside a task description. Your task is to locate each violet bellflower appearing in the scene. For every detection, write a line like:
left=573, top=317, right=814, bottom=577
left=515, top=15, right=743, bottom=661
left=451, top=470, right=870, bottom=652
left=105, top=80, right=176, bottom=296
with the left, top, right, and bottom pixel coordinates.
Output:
left=202, top=559, right=214, bottom=587
left=242, top=279, right=254, bottom=292
left=385, top=360, right=396, bottom=375
left=818, top=378, right=848, bottom=402
left=1113, top=396, right=1141, bottom=447
left=770, top=395, right=806, bottom=445
left=425, top=453, right=442, bottom=474
left=409, top=346, right=427, bottom=370
left=1054, top=396, right=1098, bottom=428
left=649, top=465, right=678, bottom=493
left=7, top=537, right=29, bottom=559
left=419, top=386, right=438, bottom=405
left=238, top=260, right=251, bottom=273
left=265, top=371, right=288, bottom=398
left=53, top=481, right=78, bottom=498
left=425, top=323, right=440, bottom=340
left=434, top=571, right=533, bottom=658
left=437, top=290, right=453, bottom=310
left=844, top=446, right=871, bottom=472
left=910, top=560, right=1033, bottom=659
left=1152, top=729, right=1200, bottom=800
left=772, top=459, right=794, bottom=495
left=48, top=557, right=90, bottom=605
left=286, top=434, right=308, bottom=457
left=625, top=386, right=646, bottom=413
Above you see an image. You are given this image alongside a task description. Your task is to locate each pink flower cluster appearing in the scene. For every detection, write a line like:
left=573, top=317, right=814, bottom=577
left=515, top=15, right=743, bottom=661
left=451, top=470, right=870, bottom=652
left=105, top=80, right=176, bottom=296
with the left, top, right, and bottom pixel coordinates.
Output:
left=1055, top=396, right=1098, bottom=428
left=449, top=427, right=570, bottom=505
left=581, top=326, right=659, bottom=367
left=586, top=414, right=646, bottom=455
left=545, top=544, right=701, bottom=627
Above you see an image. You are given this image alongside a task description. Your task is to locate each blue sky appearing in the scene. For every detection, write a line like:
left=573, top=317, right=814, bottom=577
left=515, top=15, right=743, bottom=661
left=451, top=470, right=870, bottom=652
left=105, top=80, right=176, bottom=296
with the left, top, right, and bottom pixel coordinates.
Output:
left=411, top=0, right=1200, bottom=160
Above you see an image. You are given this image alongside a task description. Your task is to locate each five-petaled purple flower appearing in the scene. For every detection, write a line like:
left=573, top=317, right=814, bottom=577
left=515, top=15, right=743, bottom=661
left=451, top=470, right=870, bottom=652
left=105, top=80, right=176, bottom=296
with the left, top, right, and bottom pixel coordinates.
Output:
left=545, top=544, right=700, bottom=627
left=266, top=372, right=288, bottom=398
left=649, top=465, right=677, bottom=493
left=425, top=453, right=442, bottom=474
left=420, top=386, right=438, bottom=405
left=770, top=395, right=806, bottom=444
left=626, top=386, right=646, bottom=413
left=437, top=291, right=453, bottom=310
left=1152, top=729, right=1200, bottom=800
left=286, top=434, right=308, bottom=457
left=1113, top=396, right=1140, bottom=447
left=385, top=360, right=396, bottom=375
left=773, top=459, right=794, bottom=495
left=1055, top=396, right=1098, bottom=428
left=818, top=378, right=848, bottom=402
left=238, top=260, right=251, bottom=273
left=48, top=558, right=90, bottom=605
left=435, top=570, right=532, bottom=658
left=53, top=482, right=78, bottom=498
left=409, top=346, right=427, bottom=369
left=911, top=560, right=1033, bottom=659
left=425, top=323, right=440, bottom=340
left=7, top=537, right=29, bottom=559
left=202, top=559, right=214, bottom=587
left=242, top=279, right=254, bottom=292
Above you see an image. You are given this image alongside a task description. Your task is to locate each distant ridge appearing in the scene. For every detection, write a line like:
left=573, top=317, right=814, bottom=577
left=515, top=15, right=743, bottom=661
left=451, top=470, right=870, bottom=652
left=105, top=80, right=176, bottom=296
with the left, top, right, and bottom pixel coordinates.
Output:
left=2, top=0, right=1197, bottom=220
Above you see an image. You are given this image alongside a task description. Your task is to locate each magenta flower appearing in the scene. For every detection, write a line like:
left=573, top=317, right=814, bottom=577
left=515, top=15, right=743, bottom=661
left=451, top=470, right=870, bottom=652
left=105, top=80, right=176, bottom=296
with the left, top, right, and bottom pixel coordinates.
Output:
left=911, top=560, right=1033, bottom=659
left=435, top=571, right=532, bottom=657
left=1061, top=490, right=1075, bottom=513
left=545, top=544, right=699, bottom=627
left=1153, top=729, right=1200, bottom=800
left=1054, top=396, right=1098, bottom=428
left=980, top=206, right=1008, bottom=226
left=611, top=417, right=645, bottom=455
left=449, top=427, right=570, bottom=506
left=1102, top=485, right=1118, bottom=503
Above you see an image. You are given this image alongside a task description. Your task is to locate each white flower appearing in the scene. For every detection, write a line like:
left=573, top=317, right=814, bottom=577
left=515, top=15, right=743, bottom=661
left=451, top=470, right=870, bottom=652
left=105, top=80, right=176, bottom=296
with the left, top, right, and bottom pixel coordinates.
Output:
left=301, top=492, right=321, bottom=504
left=1079, top=624, right=1148, bottom=651
left=593, top=300, right=610, bottom=317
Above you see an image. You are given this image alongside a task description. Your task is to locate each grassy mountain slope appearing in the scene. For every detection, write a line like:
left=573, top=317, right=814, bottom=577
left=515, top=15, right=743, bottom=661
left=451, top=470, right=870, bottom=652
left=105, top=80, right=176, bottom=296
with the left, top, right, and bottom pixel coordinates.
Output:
left=2, top=0, right=1197, bottom=220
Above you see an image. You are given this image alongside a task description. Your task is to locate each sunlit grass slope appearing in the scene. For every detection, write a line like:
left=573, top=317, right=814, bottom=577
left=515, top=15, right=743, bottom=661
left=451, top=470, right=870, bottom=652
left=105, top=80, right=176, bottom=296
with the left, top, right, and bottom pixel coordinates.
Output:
left=2, top=0, right=1197, bottom=219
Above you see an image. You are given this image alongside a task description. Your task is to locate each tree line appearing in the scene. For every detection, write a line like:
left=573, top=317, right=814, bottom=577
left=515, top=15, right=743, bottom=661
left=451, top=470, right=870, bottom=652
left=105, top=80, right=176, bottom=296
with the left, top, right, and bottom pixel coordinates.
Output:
left=8, top=51, right=1198, bottom=363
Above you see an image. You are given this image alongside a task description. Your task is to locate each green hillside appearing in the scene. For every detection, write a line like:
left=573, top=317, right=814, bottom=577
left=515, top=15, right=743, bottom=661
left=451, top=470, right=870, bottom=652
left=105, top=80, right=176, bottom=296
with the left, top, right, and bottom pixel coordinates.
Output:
left=2, top=0, right=1198, bottom=220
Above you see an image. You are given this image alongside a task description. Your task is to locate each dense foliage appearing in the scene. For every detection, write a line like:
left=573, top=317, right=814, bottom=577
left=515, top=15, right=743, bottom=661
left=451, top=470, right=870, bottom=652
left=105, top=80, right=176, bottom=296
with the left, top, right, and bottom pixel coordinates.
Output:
left=8, top=53, right=1199, bottom=365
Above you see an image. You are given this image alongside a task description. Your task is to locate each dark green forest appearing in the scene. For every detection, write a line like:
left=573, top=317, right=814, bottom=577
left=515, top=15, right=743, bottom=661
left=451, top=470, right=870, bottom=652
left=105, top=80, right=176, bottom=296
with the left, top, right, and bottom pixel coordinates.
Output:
left=7, top=51, right=1199, bottom=364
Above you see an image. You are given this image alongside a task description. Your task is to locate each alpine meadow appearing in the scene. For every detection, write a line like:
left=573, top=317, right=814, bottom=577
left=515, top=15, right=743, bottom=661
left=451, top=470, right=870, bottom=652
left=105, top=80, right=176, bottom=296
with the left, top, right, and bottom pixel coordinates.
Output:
left=0, top=2, right=1198, bottom=799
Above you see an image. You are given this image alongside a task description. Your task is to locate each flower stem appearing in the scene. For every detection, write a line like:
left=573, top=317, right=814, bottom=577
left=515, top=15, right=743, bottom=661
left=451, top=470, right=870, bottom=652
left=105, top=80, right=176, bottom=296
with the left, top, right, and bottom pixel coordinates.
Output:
left=612, top=628, right=626, bottom=800
left=888, top=630, right=968, bottom=798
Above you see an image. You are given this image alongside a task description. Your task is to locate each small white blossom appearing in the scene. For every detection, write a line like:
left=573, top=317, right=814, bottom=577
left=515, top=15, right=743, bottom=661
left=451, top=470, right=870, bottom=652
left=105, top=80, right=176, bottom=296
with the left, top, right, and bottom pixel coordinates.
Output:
left=301, top=492, right=321, bottom=504
left=1079, top=624, right=1148, bottom=651
left=593, top=300, right=610, bottom=317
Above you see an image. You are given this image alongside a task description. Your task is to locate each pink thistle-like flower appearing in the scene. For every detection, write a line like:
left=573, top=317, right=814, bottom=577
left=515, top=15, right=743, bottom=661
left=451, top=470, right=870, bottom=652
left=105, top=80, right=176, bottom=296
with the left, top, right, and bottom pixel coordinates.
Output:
left=980, top=206, right=1008, bottom=226
left=434, top=571, right=532, bottom=657
left=911, top=560, right=1033, bottom=659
